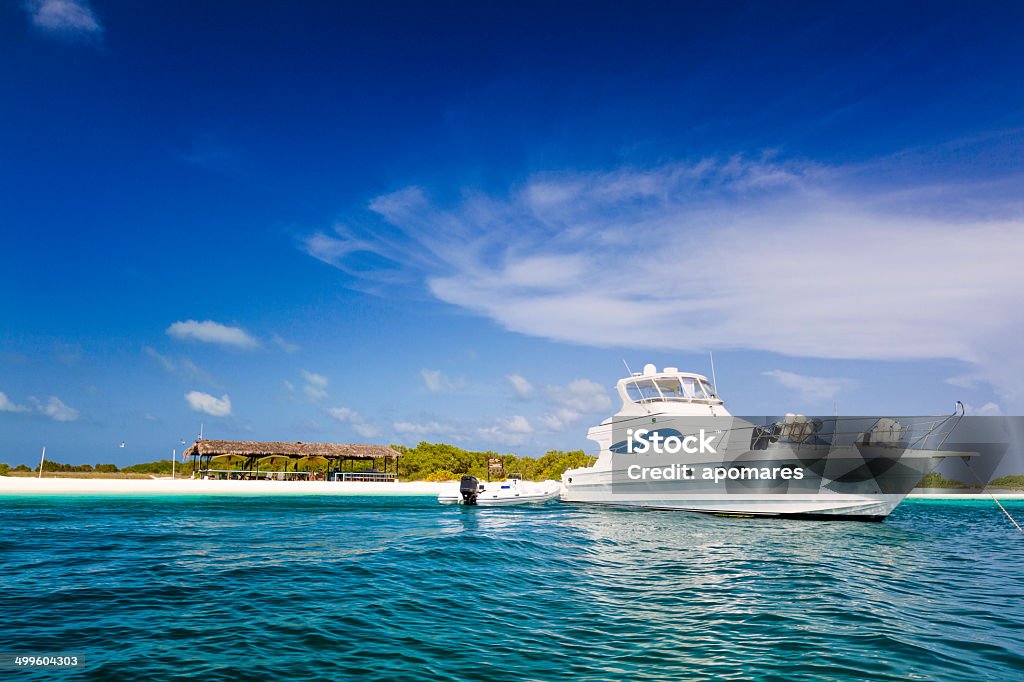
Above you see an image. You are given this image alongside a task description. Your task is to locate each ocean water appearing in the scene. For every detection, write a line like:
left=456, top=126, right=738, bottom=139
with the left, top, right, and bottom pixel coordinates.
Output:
left=1, top=496, right=1022, bottom=681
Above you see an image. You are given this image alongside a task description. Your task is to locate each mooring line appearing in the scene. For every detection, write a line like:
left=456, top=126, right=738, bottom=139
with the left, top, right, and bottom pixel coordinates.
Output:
left=962, top=459, right=1022, bottom=532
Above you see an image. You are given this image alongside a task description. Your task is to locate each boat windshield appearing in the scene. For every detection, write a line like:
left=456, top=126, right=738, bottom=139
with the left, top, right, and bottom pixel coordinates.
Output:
left=626, top=377, right=715, bottom=402
left=625, top=379, right=662, bottom=401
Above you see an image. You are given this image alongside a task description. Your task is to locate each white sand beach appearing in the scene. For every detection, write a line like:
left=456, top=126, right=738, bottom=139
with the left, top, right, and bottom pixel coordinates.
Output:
left=0, top=476, right=449, bottom=496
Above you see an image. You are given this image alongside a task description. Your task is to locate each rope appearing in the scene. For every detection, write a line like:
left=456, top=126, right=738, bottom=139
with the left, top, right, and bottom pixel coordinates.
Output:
left=961, top=458, right=1022, bottom=532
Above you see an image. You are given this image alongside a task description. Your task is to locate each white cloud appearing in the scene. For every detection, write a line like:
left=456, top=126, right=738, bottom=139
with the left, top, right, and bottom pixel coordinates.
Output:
left=763, top=370, right=855, bottom=405
left=325, top=407, right=380, bottom=438
left=965, top=402, right=1003, bottom=416
left=393, top=420, right=460, bottom=437
left=166, top=320, right=259, bottom=349
left=945, top=374, right=980, bottom=389
left=301, top=370, right=329, bottom=401
left=305, top=156, right=1024, bottom=409
left=34, top=396, right=79, bottom=422
left=4, top=392, right=78, bottom=421
left=499, top=415, right=533, bottom=434
left=302, top=370, right=328, bottom=388
left=0, top=391, right=29, bottom=413
left=271, top=333, right=301, bottom=353
left=185, top=391, right=232, bottom=417
left=303, top=385, right=327, bottom=402
left=536, top=408, right=581, bottom=431
left=477, top=415, right=534, bottom=445
left=506, top=373, right=534, bottom=399
left=548, top=378, right=613, bottom=414
left=23, top=0, right=102, bottom=38
left=421, top=368, right=455, bottom=394
left=283, top=380, right=295, bottom=393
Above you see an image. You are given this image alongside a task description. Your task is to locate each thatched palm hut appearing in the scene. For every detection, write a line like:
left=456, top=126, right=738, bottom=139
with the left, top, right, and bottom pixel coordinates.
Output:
left=184, top=440, right=401, bottom=480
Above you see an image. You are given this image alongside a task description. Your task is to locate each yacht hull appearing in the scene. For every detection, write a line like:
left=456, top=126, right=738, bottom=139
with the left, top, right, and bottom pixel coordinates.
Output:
left=561, top=446, right=954, bottom=520
left=560, top=490, right=900, bottom=519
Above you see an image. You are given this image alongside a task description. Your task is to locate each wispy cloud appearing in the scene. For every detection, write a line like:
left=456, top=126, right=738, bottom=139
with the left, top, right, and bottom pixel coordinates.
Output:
left=393, top=420, right=461, bottom=438
left=965, top=402, right=1003, bottom=416
left=547, top=379, right=612, bottom=414
left=536, top=408, right=580, bottom=431
left=305, top=155, right=1024, bottom=409
left=763, top=370, right=855, bottom=405
left=421, top=368, right=455, bottom=394
left=23, top=0, right=103, bottom=40
left=944, top=374, right=980, bottom=389
left=0, top=391, right=30, bottom=413
left=325, top=407, right=379, bottom=438
left=144, top=346, right=217, bottom=385
left=506, top=373, right=534, bottom=399
left=271, top=333, right=301, bottom=353
left=477, top=415, right=534, bottom=446
left=31, top=396, right=80, bottom=422
left=2, top=391, right=79, bottom=421
left=531, top=378, right=613, bottom=433
left=185, top=391, right=232, bottom=417
left=301, top=370, right=328, bottom=402
left=167, top=320, right=260, bottom=349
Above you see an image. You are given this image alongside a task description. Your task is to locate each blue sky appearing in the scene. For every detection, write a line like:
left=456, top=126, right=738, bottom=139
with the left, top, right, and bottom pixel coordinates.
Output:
left=2, top=1, right=1023, bottom=465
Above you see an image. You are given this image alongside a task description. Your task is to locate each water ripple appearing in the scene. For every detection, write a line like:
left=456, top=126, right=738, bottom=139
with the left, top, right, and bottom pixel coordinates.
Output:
left=1, top=496, right=1022, bottom=680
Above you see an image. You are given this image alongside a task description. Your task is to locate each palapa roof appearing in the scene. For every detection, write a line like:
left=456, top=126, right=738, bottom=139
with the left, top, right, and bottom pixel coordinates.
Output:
left=183, top=439, right=400, bottom=460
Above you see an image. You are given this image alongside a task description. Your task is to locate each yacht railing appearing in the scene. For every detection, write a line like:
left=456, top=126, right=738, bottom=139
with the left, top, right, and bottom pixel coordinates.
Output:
left=750, top=407, right=966, bottom=451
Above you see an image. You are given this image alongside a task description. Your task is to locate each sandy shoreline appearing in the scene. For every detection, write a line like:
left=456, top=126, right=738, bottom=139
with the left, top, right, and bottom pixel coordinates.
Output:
left=0, top=476, right=448, bottom=496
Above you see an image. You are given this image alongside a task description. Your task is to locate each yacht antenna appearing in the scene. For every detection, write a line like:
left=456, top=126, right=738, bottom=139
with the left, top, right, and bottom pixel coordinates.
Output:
left=709, top=352, right=719, bottom=396
left=622, top=359, right=652, bottom=414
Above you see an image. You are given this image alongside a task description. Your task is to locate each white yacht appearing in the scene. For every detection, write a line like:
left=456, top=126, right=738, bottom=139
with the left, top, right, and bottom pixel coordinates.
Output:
left=560, top=364, right=969, bottom=520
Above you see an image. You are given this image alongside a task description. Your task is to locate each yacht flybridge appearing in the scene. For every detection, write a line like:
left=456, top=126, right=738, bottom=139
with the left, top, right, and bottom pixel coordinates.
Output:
left=560, top=364, right=970, bottom=520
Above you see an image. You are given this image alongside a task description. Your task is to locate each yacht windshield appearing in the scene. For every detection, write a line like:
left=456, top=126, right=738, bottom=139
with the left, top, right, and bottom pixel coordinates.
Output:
left=625, top=379, right=662, bottom=401
left=626, top=377, right=717, bottom=402
left=655, top=379, right=685, bottom=398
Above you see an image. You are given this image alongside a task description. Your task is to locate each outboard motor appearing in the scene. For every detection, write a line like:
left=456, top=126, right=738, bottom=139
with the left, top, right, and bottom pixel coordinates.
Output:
left=460, top=476, right=480, bottom=505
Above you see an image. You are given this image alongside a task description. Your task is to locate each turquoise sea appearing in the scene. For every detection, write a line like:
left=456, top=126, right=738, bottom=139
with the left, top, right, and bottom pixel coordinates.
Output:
left=1, top=496, right=1022, bottom=681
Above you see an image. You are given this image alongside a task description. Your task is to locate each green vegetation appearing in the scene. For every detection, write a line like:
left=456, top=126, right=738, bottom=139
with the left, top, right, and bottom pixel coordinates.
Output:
left=990, top=474, right=1024, bottom=489
left=916, top=472, right=969, bottom=489
left=1, top=444, right=595, bottom=482
left=394, top=442, right=594, bottom=481
left=121, top=459, right=178, bottom=475
left=28, top=461, right=120, bottom=473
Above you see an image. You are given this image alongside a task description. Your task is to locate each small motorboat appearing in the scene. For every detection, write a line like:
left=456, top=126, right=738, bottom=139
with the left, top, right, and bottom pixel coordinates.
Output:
left=438, top=475, right=561, bottom=506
